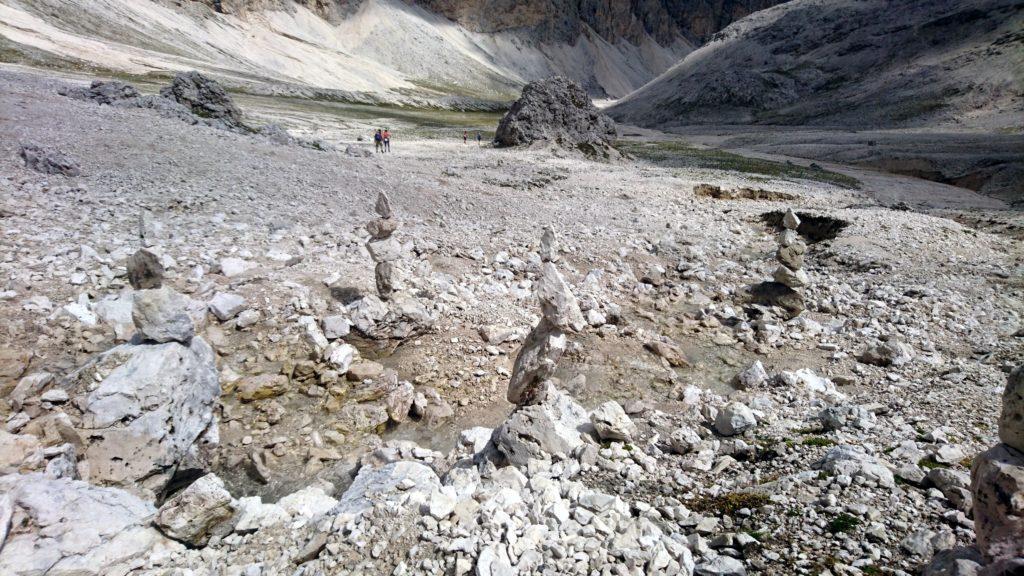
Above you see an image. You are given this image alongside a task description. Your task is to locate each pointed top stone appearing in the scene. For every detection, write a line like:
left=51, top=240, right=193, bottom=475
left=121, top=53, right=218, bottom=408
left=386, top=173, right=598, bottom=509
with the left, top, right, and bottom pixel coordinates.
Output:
left=375, top=191, right=392, bottom=219
left=537, top=262, right=586, bottom=332
left=540, top=226, right=558, bottom=263
left=782, top=208, right=801, bottom=230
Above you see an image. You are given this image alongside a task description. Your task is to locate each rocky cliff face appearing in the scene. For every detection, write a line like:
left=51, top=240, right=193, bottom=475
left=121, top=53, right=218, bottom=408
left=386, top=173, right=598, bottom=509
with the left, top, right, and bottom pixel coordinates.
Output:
left=193, top=0, right=778, bottom=44
left=1, top=0, right=782, bottom=102
left=609, top=0, right=1024, bottom=129
left=405, top=0, right=780, bottom=45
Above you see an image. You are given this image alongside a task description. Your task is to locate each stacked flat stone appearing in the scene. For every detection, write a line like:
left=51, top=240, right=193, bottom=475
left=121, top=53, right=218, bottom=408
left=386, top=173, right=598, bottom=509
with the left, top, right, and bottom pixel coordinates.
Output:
left=970, top=364, right=1024, bottom=568
left=773, top=208, right=809, bottom=289
left=506, top=228, right=586, bottom=407
left=365, top=191, right=401, bottom=300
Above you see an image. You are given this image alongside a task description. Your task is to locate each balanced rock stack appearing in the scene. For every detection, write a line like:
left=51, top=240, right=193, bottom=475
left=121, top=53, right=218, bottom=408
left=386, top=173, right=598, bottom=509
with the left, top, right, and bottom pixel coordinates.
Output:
left=969, top=364, right=1024, bottom=571
left=366, top=191, right=401, bottom=300
left=773, top=208, right=809, bottom=289
left=506, top=228, right=586, bottom=407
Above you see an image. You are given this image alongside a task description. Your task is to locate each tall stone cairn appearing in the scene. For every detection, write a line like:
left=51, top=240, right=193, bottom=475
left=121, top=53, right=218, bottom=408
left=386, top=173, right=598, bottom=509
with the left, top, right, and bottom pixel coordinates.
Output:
left=773, top=208, right=809, bottom=290
left=971, top=364, right=1024, bottom=567
left=366, top=191, right=401, bottom=300
left=506, top=228, right=586, bottom=407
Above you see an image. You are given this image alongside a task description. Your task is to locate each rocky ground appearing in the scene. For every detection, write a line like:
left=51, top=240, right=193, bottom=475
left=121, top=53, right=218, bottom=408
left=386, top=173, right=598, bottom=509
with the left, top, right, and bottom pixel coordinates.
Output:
left=0, top=66, right=1022, bottom=576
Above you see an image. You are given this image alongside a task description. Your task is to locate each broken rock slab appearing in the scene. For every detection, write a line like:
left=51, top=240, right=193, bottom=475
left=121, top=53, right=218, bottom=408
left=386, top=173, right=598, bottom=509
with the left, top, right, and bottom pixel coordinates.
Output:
left=208, top=292, right=246, bottom=322
left=332, top=460, right=440, bottom=517
left=493, top=384, right=591, bottom=467
left=590, top=401, right=636, bottom=442
left=71, top=336, right=219, bottom=494
left=132, top=287, right=195, bottom=344
left=154, top=473, right=237, bottom=547
left=0, top=473, right=170, bottom=576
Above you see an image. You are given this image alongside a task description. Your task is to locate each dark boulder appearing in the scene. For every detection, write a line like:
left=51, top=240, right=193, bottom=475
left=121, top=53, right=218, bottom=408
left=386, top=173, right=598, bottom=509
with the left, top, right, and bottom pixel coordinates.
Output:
left=159, top=71, right=245, bottom=130
left=494, top=77, right=617, bottom=156
left=59, top=80, right=140, bottom=105
left=19, top=143, right=80, bottom=177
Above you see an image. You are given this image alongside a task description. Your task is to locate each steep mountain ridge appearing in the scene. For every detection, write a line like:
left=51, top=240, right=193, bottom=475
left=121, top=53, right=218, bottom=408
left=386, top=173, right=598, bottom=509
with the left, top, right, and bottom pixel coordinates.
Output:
left=0, top=0, right=779, bottom=104
left=608, top=0, right=1024, bottom=130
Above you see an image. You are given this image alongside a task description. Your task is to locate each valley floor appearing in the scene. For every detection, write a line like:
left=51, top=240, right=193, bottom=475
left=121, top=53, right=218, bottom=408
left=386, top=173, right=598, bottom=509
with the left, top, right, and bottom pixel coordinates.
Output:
left=1, top=66, right=1022, bottom=575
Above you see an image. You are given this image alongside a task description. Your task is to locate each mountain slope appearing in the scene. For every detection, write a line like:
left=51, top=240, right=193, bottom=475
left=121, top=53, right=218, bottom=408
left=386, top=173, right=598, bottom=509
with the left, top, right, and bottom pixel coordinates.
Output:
left=0, top=0, right=779, bottom=105
left=609, top=0, right=1024, bottom=130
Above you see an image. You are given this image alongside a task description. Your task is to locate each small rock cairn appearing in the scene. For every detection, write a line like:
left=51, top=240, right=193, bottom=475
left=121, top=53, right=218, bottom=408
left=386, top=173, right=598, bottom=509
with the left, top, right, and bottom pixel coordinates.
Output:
left=773, top=208, right=809, bottom=290
left=506, top=228, right=586, bottom=407
left=366, top=191, right=401, bottom=300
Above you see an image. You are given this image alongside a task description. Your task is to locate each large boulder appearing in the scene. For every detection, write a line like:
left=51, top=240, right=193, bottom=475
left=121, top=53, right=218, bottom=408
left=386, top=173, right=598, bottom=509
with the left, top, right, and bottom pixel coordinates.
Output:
left=494, top=77, right=616, bottom=155
left=971, top=443, right=1024, bottom=562
left=492, top=384, right=590, bottom=467
left=0, top=473, right=168, bottom=576
left=71, top=336, right=220, bottom=494
left=159, top=71, right=245, bottom=130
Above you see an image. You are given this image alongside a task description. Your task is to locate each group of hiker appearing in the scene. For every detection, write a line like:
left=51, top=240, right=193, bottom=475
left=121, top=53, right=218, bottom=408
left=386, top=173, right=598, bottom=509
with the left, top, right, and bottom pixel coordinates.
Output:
left=373, top=128, right=391, bottom=153
left=372, top=128, right=486, bottom=152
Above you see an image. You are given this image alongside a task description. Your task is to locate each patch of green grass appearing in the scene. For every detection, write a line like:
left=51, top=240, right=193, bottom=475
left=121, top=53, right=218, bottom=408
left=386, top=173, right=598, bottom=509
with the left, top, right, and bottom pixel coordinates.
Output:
left=743, top=529, right=767, bottom=542
left=691, top=491, right=771, bottom=515
left=802, top=436, right=836, bottom=447
left=919, top=456, right=948, bottom=470
left=617, top=140, right=862, bottom=189
left=862, top=566, right=883, bottom=575
left=827, top=513, right=861, bottom=534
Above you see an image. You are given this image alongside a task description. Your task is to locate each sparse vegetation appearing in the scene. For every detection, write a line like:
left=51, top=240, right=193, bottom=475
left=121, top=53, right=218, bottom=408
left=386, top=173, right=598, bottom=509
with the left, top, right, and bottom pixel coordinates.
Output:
left=616, top=140, right=862, bottom=189
left=828, top=513, right=861, bottom=534
left=691, top=491, right=772, bottom=515
left=802, top=436, right=836, bottom=447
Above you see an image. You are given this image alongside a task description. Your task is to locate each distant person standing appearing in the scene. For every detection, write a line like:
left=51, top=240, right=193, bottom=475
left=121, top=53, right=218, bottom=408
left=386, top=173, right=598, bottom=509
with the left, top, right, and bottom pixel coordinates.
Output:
left=476, top=131, right=482, bottom=146
left=374, top=129, right=383, bottom=153
left=463, top=130, right=468, bottom=144
left=382, top=128, right=391, bottom=152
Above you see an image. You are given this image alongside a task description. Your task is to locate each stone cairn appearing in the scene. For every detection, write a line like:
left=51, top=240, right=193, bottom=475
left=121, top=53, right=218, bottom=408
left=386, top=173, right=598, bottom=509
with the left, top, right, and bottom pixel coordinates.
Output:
left=366, top=191, right=401, bottom=300
left=506, top=228, right=586, bottom=407
left=773, top=208, right=809, bottom=290
left=969, top=364, right=1024, bottom=571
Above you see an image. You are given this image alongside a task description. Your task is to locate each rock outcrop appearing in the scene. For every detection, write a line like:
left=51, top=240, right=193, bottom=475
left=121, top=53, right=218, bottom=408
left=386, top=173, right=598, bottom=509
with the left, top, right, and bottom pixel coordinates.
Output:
left=494, top=77, right=617, bottom=156
left=609, top=0, right=1024, bottom=129
left=19, top=143, right=80, bottom=177
left=159, top=71, right=246, bottom=131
